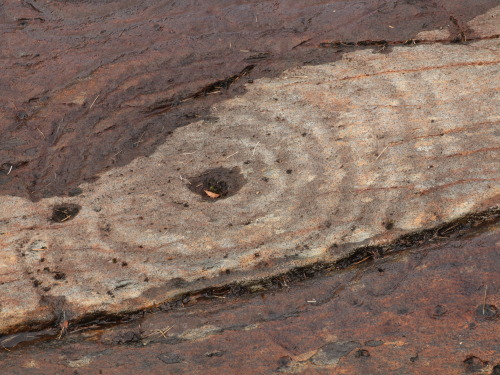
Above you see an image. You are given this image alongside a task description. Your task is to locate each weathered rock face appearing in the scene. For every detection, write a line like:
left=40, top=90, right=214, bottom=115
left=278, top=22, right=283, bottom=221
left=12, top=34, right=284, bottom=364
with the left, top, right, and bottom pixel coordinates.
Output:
left=1, top=223, right=499, bottom=374
left=0, top=0, right=499, bottom=335
left=1, top=0, right=499, bottom=201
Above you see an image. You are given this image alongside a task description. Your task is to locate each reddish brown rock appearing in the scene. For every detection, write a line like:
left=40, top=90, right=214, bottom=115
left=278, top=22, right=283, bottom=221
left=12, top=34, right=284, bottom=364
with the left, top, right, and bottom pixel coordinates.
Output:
left=1, top=0, right=498, bottom=201
left=0, top=224, right=498, bottom=374
left=0, top=0, right=499, bottom=336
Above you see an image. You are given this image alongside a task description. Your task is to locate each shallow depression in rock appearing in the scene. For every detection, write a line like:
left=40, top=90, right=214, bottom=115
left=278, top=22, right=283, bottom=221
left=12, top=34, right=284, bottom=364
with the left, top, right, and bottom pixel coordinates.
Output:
left=187, top=167, right=246, bottom=201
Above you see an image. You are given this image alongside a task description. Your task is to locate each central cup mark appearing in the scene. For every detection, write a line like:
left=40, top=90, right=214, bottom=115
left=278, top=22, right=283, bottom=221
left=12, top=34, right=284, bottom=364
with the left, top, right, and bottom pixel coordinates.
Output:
left=188, top=167, right=245, bottom=201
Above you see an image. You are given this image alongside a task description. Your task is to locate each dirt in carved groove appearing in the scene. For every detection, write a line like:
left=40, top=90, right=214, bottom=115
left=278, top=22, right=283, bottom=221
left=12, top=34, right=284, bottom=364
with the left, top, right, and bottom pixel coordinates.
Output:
left=50, top=204, right=81, bottom=223
left=188, top=167, right=246, bottom=201
left=0, top=0, right=499, bottom=201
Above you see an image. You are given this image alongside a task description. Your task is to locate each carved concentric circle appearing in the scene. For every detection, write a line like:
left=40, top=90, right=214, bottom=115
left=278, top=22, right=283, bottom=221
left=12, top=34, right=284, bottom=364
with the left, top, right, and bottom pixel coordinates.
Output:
left=1, top=35, right=499, bottom=334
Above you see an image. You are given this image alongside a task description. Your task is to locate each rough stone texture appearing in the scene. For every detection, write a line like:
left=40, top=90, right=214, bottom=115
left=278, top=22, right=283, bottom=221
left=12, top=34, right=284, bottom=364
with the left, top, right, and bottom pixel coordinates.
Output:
left=0, top=1, right=499, bottom=334
left=0, top=225, right=498, bottom=374
left=1, top=0, right=499, bottom=201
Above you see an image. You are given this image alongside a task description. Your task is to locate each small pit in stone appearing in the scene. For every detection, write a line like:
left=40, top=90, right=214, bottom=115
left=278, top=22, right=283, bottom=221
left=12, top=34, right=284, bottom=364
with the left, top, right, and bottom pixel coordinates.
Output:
left=188, top=167, right=245, bottom=201
left=50, top=204, right=81, bottom=223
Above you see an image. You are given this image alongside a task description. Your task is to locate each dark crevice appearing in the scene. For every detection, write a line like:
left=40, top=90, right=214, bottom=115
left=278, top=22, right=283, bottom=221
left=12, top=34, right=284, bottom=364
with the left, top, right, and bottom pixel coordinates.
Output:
left=144, top=65, right=255, bottom=118
left=318, top=34, right=500, bottom=50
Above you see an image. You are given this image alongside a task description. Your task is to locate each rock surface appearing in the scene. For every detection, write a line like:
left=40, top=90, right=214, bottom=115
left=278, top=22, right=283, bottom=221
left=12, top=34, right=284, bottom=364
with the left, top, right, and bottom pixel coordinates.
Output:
left=0, top=0, right=499, bottom=334
left=1, top=224, right=498, bottom=374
